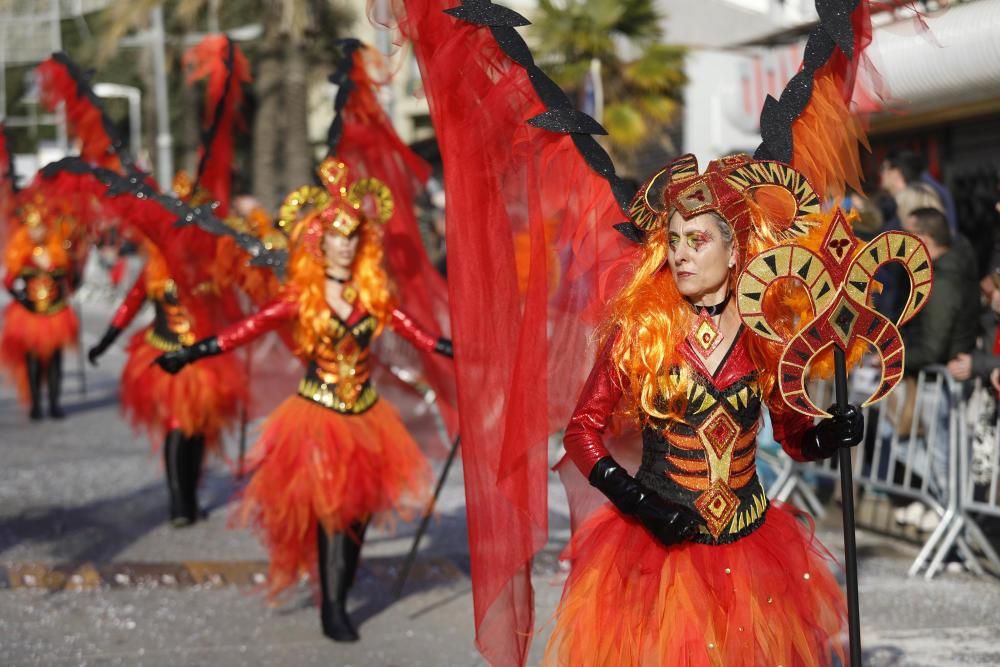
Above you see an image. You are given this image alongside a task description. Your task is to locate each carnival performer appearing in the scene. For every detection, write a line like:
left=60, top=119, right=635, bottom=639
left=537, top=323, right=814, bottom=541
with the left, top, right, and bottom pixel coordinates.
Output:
left=86, top=239, right=247, bottom=527
left=1, top=200, right=79, bottom=420
left=544, top=155, right=863, bottom=666
left=153, top=157, right=452, bottom=642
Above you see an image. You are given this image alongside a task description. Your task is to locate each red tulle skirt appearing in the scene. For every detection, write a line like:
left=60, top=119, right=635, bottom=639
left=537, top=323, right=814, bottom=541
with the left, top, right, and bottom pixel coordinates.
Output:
left=120, top=329, right=246, bottom=452
left=235, top=394, right=431, bottom=599
left=545, top=503, right=847, bottom=667
left=0, top=302, right=78, bottom=404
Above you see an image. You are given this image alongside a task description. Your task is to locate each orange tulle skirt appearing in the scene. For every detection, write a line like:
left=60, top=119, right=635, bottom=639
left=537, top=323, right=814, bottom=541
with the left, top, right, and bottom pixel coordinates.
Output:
left=120, top=329, right=247, bottom=452
left=545, top=503, right=847, bottom=667
left=0, top=302, right=78, bottom=404
left=236, top=394, right=431, bottom=598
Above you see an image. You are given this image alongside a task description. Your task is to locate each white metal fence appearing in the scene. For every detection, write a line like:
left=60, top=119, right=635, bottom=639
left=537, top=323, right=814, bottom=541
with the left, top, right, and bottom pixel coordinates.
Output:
left=765, top=365, right=1000, bottom=579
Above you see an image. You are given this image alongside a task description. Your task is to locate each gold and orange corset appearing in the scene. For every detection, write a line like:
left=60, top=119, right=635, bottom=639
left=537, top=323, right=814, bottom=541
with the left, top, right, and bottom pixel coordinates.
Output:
left=18, top=267, right=69, bottom=315
left=145, top=281, right=198, bottom=352
left=635, top=367, right=768, bottom=545
left=297, top=312, right=380, bottom=414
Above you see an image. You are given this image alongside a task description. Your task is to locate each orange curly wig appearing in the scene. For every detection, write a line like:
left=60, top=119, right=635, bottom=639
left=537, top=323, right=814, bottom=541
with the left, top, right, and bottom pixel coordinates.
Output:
left=285, top=214, right=397, bottom=358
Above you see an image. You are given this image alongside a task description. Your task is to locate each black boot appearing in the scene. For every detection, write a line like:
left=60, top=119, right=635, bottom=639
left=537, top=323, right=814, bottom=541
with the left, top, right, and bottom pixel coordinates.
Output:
left=317, top=521, right=368, bottom=642
left=46, top=350, right=65, bottom=419
left=180, top=435, right=206, bottom=522
left=25, top=354, right=43, bottom=421
left=163, top=430, right=196, bottom=527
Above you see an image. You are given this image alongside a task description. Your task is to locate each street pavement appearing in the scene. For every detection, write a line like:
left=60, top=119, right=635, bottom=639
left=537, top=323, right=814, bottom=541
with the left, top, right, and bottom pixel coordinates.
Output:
left=2, top=282, right=1000, bottom=666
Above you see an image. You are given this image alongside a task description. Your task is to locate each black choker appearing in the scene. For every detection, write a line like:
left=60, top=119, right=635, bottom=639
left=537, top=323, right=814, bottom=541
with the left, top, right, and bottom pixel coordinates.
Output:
left=326, top=273, right=352, bottom=283
left=692, top=292, right=730, bottom=317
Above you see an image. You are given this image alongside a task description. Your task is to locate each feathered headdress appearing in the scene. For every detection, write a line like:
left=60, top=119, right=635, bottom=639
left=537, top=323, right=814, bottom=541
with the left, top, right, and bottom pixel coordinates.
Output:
left=35, top=53, right=132, bottom=172
left=182, top=35, right=251, bottom=217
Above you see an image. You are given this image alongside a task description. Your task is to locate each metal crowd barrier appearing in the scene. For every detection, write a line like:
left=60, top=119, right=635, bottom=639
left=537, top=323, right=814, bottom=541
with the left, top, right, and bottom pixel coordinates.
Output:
left=765, top=365, right=1000, bottom=579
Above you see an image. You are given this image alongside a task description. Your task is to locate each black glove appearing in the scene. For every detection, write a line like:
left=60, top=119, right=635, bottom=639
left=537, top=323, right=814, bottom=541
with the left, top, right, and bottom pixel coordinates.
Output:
left=434, top=337, right=453, bottom=359
left=801, top=404, right=865, bottom=461
left=87, top=326, right=123, bottom=366
left=154, top=337, right=221, bottom=375
left=588, top=456, right=700, bottom=547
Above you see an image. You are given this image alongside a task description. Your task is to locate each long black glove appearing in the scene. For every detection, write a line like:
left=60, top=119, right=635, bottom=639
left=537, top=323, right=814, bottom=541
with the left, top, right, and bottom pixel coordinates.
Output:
left=588, top=456, right=701, bottom=547
left=434, top=337, right=453, bottom=359
left=87, top=326, right=123, bottom=366
left=801, top=404, right=865, bottom=461
left=154, top=337, right=222, bottom=375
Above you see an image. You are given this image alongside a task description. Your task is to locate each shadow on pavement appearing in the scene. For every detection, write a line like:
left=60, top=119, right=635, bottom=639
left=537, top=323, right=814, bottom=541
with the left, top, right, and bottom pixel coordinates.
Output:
left=0, top=468, right=239, bottom=564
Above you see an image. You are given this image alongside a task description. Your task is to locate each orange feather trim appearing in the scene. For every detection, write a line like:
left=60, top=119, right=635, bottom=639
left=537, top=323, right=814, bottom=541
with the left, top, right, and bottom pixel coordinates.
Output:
left=544, top=503, right=847, bottom=667
left=0, top=303, right=78, bottom=405
left=119, top=331, right=246, bottom=452
left=234, top=395, right=431, bottom=599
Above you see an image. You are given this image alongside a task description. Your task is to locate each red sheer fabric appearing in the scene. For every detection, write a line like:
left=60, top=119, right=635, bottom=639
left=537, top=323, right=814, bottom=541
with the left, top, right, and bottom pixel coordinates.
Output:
left=183, top=35, right=251, bottom=218
left=36, top=57, right=121, bottom=172
left=387, top=2, right=634, bottom=663
left=334, top=46, right=459, bottom=438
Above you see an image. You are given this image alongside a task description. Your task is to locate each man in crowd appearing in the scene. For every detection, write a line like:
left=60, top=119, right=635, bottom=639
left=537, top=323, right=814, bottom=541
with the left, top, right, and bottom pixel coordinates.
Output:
left=881, top=149, right=958, bottom=234
left=902, top=207, right=979, bottom=374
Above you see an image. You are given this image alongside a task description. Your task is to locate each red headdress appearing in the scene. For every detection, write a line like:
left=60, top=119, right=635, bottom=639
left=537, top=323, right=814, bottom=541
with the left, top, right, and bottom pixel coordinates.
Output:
left=36, top=53, right=128, bottom=171
left=182, top=35, right=251, bottom=217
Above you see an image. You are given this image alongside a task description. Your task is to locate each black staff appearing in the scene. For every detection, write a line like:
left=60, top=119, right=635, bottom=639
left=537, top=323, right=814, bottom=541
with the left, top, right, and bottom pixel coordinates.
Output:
left=394, top=434, right=461, bottom=598
left=833, top=347, right=861, bottom=665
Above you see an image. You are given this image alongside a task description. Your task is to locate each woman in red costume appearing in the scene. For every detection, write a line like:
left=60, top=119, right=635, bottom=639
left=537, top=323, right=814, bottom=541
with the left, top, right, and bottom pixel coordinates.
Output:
left=1, top=201, right=79, bottom=420
left=86, top=240, right=247, bottom=526
left=154, top=157, right=452, bottom=643
left=545, top=155, right=864, bottom=666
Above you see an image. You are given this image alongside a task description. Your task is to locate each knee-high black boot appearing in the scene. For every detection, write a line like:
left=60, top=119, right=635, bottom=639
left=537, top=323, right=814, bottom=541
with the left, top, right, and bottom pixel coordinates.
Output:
left=47, top=350, right=65, bottom=419
left=179, top=435, right=206, bottom=523
left=317, top=521, right=368, bottom=642
left=163, top=430, right=194, bottom=527
left=25, top=354, right=43, bottom=421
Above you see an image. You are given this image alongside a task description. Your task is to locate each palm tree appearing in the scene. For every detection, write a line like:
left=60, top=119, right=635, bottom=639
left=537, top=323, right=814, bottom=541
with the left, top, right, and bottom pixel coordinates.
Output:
left=531, top=0, right=686, bottom=173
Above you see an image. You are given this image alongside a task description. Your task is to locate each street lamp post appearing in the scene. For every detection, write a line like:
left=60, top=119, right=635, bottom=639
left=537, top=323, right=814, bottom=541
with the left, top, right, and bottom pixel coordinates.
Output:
left=149, top=6, right=173, bottom=186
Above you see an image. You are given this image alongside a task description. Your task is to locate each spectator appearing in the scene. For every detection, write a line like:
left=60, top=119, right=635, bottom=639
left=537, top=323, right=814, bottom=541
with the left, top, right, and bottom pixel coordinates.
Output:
left=889, top=207, right=979, bottom=537
left=947, top=267, right=1000, bottom=385
left=901, top=207, right=980, bottom=374
left=881, top=149, right=958, bottom=234
left=894, top=184, right=943, bottom=231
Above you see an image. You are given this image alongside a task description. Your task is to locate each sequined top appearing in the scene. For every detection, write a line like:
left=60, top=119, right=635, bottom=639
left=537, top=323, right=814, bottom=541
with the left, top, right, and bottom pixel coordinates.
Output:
left=4, top=255, right=71, bottom=315
left=564, top=328, right=814, bottom=545
left=111, top=270, right=198, bottom=352
left=215, top=297, right=438, bottom=415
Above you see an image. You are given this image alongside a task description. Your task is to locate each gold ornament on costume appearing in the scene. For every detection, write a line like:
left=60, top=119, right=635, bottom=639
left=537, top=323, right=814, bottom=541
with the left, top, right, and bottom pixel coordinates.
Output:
left=736, top=206, right=934, bottom=418
left=279, top=185, right=331, bottom=236
left=280, top=157, right=394, bottom=260
left=172, top=170, right=213, bottom=206
left=628, top=154, right=820, bottom=260
left=688, top=309, right=722, bottom=360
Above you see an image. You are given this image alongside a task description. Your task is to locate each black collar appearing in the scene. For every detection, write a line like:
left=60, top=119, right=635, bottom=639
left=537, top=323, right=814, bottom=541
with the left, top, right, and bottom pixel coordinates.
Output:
left=691, top=291, right=730, bottom=316
left=325, top=272, right=352, bottom=284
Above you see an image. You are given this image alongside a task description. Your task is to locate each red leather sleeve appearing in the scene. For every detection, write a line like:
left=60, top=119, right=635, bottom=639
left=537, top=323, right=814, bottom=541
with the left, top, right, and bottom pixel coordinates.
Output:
left=217, top=298, right=297, bottom=352
left=564, top=336, right=624, bottom=478
left=769, top=403, right=816, bottom=462
left=110, top=270, right=149, bottom=329
left=3, top=271, right=15, bottom=290
left=389, top=308, right=438, bottom=353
